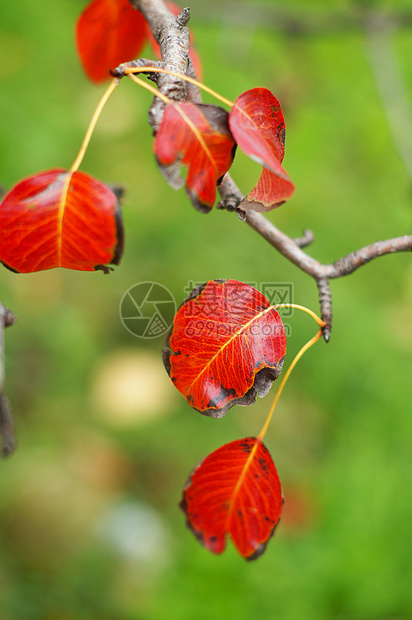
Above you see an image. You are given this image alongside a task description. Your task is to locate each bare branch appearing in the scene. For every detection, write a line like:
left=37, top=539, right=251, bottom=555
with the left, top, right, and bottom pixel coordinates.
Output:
left=0, top=302, right=17, bottom=457
left=176, top=7, right=190, bottom=28
left=317, top=279, right=332, bottom=342
left=0, top=395, right=16, bottom=457
left=324, top=236, right=412, bottom=279
left=294, top=229, right=315, bottom=249
left=130, top=0, right=412, bottom=341
left=220, top=175, right=412, bottom=340
left=111, top=57, right=164, bottom=83
left=243, top=207, right=323, bottom=276
left=128, top=0, right=200, bottom=129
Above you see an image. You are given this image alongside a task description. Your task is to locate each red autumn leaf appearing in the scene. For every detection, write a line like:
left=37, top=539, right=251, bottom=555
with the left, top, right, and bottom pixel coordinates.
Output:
left=162, top=279, right=286, bottom=416
left=181, top=437, right=283, bottom=559
left=76, top=0, right=147, bottom=83
left=146, top=1, right=203, bottom=79
left=0, top=169, right=124, bottom=273
left=154, top=103, right=236, bottom=213
left=228, top=87, right=295, bottom=212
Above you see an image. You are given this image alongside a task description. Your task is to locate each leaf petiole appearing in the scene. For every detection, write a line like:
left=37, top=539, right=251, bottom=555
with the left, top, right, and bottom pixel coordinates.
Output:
left=256, top=303, right=326, bottom=439
left=127, top=73, right=172, bottom=105
left=128, top=74, right=222, bottom=173
left=69, top=78, right=120, bottom=173
left=69, top=69, right=177, bottom=175
left=258, top=328, right=323, bottom=441
left=123, top=65, right=234, bottom=108
left=273, top=303, right=326, bottom=328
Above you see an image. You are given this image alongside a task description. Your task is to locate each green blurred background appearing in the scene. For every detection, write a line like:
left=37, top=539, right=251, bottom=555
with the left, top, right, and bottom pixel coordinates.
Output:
left=1, top=0, right=412, bottom=618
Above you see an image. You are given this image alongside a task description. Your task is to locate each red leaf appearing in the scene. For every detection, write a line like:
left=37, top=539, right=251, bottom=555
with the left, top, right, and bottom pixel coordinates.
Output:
left=162, top=280, right=286, bottom=416
left=228, top=88, right=295, bottom=212
left=0, top=169, right=123, bottom=273
left=146, top=1, right=203, bottom=79
left=154, top=103, right=236, bottom=212
left=181, top=437, right=283, bottom=559
left=76, top=0, right=147, bottom=83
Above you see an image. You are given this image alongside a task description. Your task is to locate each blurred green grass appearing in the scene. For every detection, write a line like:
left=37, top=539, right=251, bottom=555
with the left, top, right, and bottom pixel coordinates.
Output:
left=1, top=0, right=412, bottom=618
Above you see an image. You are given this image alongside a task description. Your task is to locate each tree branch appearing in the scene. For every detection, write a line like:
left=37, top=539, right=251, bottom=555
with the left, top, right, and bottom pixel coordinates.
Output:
left=293, top=229, right=315, bottom=249
left=129, top=1, right=200, bottom=128
left=0, top=302, right=17, bottom=457
left=132, top=0, right=412, bottom=342
left=220, top=176, right=412, bottom=339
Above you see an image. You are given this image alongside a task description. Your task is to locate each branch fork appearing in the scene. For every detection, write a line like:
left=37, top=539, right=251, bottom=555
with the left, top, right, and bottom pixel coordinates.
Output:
left=129, top=0, right=412, bottom=343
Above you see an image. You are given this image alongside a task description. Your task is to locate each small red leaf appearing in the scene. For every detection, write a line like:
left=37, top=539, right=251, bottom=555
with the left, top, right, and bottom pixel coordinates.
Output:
left=76, top=0, right=147, bottom=83
left=181, top=437, right=283, bottom=559
left=154, top=103, right=236, bottom=212
left=163, top=280, right=286, bottom=416
left=146, top=1, right=203, bottom=79
left=229, top=88, right=295, bottom=212
left=0, top=169, right=123, bottom=273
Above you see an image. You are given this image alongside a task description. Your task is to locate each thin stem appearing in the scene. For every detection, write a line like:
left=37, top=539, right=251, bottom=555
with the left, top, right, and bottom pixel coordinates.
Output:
left=133, top=0, right=412, bottom=340
left=273, top=303, right=326, bottom=328
left=258, top=329, right=323, bottom=441
left=0, top=302, right=16, bottom=457
left=69, top=78, right=119, bottom=173
left=124, top=66, right=235, bottom=108
left=127, top=73, right=172, bottom=105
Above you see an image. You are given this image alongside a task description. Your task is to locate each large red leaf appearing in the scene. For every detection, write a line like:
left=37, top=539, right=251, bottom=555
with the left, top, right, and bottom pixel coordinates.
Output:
left=228, top=88, right=295, bottom=212
left=154, top=103, right=236, bottom=213
left=181, top=437, right=283, bottom=559
left=146, top=1, right=203, bottom=79
left=162, top=280, right=286, bottom=416
left=0, top=169, right=123, bottom=273
left=76, top=0, right=147, bottom=83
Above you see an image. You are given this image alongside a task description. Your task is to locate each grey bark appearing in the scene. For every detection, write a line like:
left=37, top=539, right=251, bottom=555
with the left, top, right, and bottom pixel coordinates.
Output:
left=128, top=0, right=412, bottom=341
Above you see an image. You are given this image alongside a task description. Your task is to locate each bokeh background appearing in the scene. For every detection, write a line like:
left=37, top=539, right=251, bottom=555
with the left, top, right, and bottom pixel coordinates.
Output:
left=1, top=0, right=412, bottom=618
